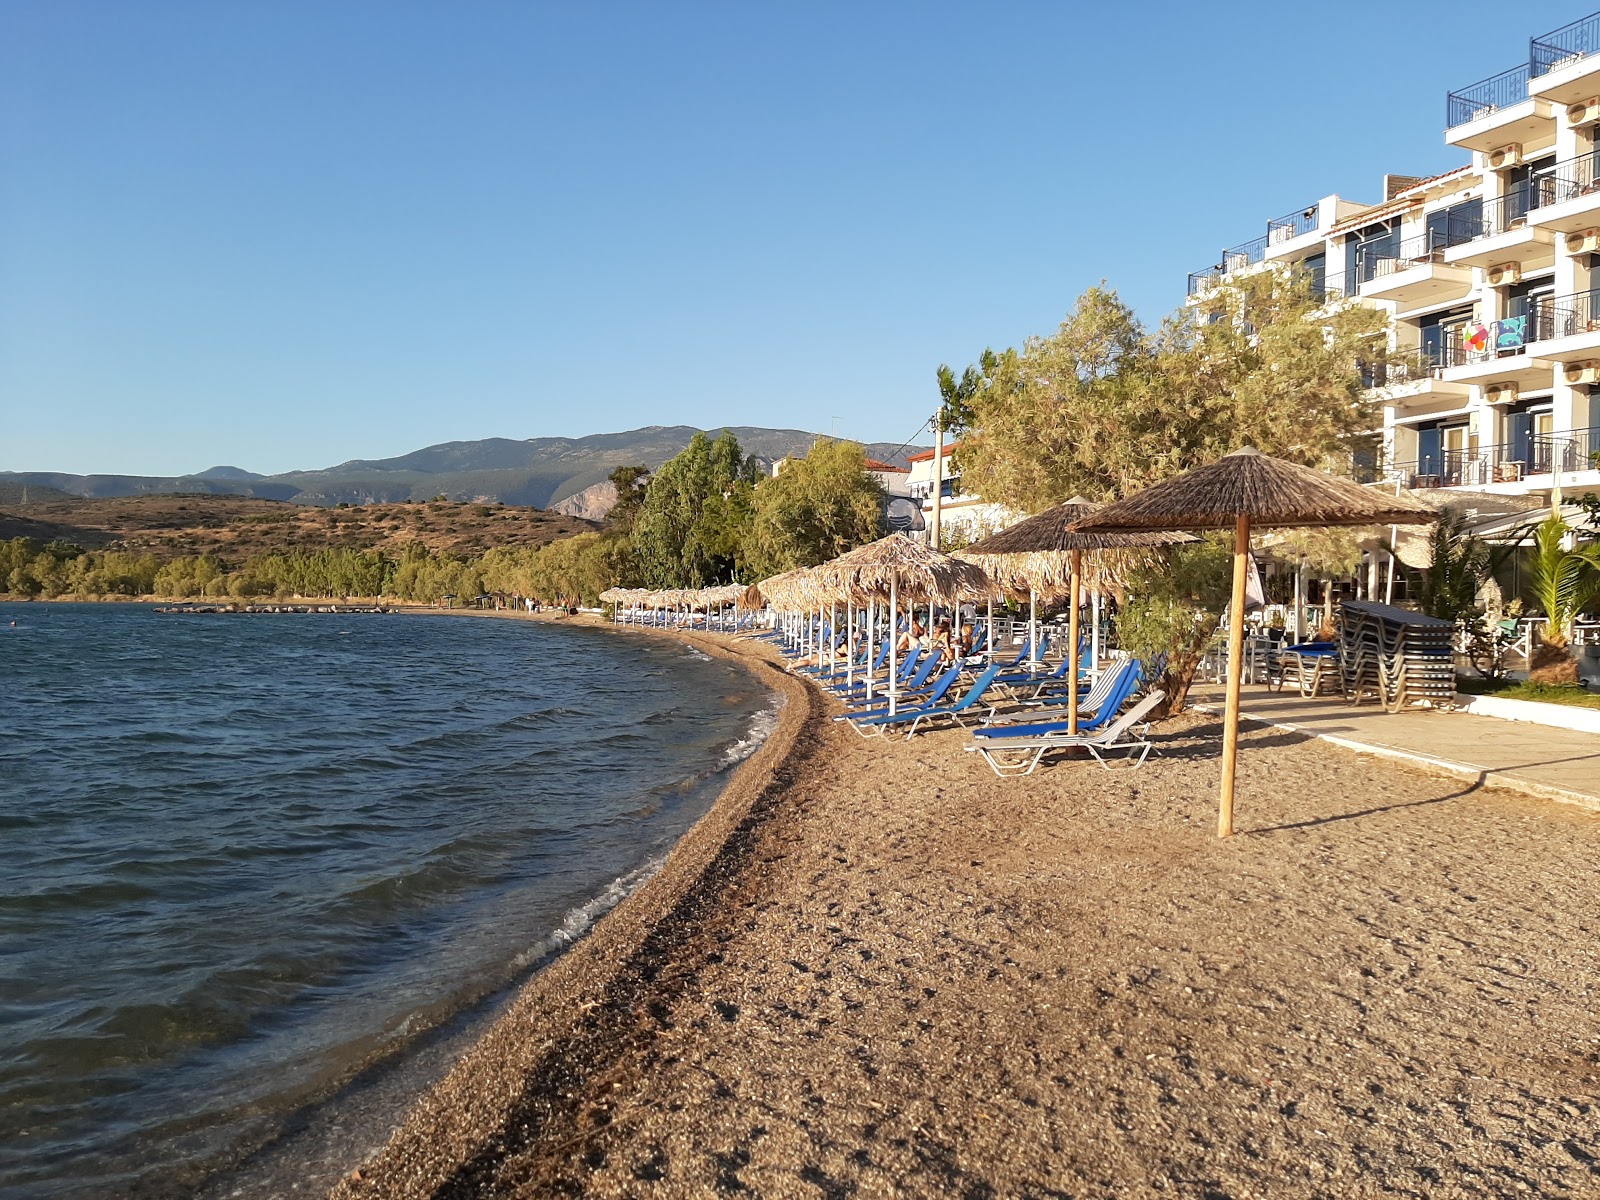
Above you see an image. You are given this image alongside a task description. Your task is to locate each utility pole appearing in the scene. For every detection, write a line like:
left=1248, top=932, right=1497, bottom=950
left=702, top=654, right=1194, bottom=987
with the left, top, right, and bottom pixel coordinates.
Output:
left=929, top=416, right=943, bottom=550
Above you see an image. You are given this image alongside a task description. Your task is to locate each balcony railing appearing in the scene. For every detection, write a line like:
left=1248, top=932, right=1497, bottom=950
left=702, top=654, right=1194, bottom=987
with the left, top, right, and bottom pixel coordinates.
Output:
left=1388, top=428, right=1600, bottom=490
left=1531, top=149, right=1600, bottom=206
left=1529, top=287, right=1600, bottom=341
left=1267, top=205, right=1319, bottom=245
left=1362, top=347, right=1442, bottom=389
left=1532, top=425, right=1600, bottom=473
left=1446, top=63, right=1531, bottom=127
left=1439, top=309, right=1531, bottom=366
left=1532, top=11, right=1600, bottom=77
left=1456, top=191, right=1533, bottom=241
left=1187, top=267, right=1222, bottom=297
left=1357, top=231, right=1463, bottom=284
left=1220, top=234, right=1269, bottom=273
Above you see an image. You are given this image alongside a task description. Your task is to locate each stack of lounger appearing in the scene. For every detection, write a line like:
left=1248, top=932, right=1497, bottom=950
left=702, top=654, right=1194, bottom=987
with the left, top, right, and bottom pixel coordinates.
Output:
left=1337, top=600, right=1456, bottom=712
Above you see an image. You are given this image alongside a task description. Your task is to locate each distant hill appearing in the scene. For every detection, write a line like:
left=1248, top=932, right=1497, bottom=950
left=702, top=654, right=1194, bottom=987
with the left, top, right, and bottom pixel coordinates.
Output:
left=0, top=426, right=928, bottom=510
left=0, top=493, right=598, bottom=560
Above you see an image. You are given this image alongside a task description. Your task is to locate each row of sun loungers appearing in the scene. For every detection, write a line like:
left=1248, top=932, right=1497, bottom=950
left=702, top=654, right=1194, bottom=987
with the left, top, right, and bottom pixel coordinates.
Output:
left=745, top=617, right=1162, bottom=776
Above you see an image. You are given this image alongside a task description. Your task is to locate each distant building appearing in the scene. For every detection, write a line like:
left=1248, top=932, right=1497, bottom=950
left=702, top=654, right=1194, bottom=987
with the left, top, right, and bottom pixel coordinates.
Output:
left=863, top=458, right=911, bottom=497
left=903, top=441, right=1017, bottom=547
left=1186, top=8, right=1600, bottom=502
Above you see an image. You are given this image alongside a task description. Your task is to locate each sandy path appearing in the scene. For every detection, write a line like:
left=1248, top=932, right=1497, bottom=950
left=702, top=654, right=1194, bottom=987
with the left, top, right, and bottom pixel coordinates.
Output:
left=337, top=634, right=1600, bottom=1199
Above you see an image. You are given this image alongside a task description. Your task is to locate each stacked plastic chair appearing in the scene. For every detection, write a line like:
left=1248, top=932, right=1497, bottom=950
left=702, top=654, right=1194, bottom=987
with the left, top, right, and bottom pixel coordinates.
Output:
left=1337, top=600, right=1457, bottom=713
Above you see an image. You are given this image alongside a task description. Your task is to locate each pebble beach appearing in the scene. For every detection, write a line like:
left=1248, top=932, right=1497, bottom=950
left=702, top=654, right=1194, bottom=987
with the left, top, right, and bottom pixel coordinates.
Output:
left=334, top=620, right=1600, bottom=1199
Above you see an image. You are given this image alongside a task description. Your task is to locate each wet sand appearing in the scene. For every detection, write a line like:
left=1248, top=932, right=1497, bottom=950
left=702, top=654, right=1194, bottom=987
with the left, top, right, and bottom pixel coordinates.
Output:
left=335, top=628, right=1600, bottom=1199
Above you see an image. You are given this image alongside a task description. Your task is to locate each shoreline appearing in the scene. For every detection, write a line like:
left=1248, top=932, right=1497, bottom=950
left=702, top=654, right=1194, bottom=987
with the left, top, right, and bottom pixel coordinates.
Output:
left=329, top=617, right=1600, bottom=1198
left=327, top=615, right=813, bottom=1197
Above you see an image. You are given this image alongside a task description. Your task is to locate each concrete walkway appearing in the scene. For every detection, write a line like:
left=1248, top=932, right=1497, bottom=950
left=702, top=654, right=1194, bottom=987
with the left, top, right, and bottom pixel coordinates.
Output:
left=1190, top=682, right=1600, bottom=812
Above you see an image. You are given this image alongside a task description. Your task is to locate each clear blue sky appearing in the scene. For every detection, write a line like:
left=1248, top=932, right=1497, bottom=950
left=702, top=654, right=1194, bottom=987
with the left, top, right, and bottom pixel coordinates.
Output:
left=1, top=0, right=1588, bottom=475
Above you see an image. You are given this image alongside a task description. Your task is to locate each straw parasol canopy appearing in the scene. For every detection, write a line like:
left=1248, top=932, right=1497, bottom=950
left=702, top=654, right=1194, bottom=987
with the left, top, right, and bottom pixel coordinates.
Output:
left=816, top=534, right=991, bottom=605
left=961, top=498, right=1192, bottom=599
left=961, top=499, right=1194, bottom=734
left=1069, top=447, right=1437, bottom=838
left=1069, top=448, right=1438, bottom=533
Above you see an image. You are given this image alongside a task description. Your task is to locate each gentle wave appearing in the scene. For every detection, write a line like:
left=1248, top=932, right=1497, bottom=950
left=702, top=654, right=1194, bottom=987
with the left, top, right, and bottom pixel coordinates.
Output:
left=0, top=604, right=771, bottom=1199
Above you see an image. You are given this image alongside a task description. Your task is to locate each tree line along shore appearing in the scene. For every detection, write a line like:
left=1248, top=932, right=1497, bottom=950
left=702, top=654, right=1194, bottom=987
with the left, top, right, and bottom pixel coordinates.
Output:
left=6, top=274, right=1597, bottom=698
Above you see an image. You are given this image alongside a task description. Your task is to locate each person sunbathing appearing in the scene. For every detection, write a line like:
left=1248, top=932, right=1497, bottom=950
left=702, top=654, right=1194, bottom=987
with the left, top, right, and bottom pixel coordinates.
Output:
left=896, top=619, right=926, bottom=655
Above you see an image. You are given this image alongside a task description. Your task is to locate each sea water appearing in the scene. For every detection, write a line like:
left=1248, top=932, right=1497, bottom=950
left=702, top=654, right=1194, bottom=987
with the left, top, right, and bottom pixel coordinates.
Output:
left=0, top=604, right=775, bottom=1197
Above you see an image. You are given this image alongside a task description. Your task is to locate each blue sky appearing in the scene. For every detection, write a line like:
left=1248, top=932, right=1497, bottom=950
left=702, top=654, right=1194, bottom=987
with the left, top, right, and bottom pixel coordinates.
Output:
left=1, top=0, right=1589, bottom=475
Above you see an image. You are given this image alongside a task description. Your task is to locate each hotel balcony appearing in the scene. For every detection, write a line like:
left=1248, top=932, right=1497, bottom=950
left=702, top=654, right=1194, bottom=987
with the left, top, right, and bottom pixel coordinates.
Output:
left=1528, top=12, right=1600, bottom=104
left=1364, top=348, right=1471, bottom=405
left=1185, top=233, right=1270, bottom=299
left=1524, top=151, right=1600, bottom=233
left=1445, top=64, right=1554, bottom=151
left=1525, top=287, right=1600, bottom=363
left=1357, top=233, right=1475, bottom=308
left=1263, top=205, right=1324, bottom=262
left=1437, top=319, right=1555, bottom=388
left=1440, top=193, right=1557, bottom=270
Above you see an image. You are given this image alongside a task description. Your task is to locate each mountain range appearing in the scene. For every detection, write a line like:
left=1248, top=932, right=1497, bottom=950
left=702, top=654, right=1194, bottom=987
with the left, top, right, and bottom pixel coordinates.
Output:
left=0, top=426, right=927, bottom=511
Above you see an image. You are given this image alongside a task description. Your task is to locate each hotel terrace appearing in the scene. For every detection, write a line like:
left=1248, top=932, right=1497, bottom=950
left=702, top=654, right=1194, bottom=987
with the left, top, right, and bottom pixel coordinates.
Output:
left=1188, top=10, right=1600, bottom=500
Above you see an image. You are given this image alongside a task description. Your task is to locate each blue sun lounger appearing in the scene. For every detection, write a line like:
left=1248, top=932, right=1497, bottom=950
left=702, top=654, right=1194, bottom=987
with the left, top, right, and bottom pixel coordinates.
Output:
left=843, top=663, right=1005, bottom=739
left=966, top=690, right=1166, bottom=776
left=975, top=658, right=1142, bottom=735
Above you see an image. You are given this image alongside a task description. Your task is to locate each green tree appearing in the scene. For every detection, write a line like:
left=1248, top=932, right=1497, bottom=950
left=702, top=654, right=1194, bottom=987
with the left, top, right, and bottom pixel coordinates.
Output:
left=935, top=350, right=998, bottom=435
left=630, top=431, right=754, bottom=586
left=1112, top=540, right=1234, bottom=716
left=742, top=438, right=885, bottom=580
left=956, top=274, right=1387, bottom=514
left=1525, top=511, right=1600, bottom=684
left=606, top=465, right=651, bottom=532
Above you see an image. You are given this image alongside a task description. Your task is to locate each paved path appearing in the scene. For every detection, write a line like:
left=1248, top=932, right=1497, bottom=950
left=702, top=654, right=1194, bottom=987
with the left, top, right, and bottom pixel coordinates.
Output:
left=1190, top=682, right=1600, bottom=811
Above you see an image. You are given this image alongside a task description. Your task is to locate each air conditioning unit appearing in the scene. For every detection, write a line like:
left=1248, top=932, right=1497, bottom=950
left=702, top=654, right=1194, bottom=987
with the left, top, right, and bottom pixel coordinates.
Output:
left=1563, top=360, right=1600, bottom=385
left=1485, top=383, right=1519, bottom=405
left=1567, top=228, right=1600, bottom=254
left=1487, top=143, right=1524, bottom=171
left=1569, top=97, right=1600, bottom=126
left=1487, top=262, right=1522, bottom=286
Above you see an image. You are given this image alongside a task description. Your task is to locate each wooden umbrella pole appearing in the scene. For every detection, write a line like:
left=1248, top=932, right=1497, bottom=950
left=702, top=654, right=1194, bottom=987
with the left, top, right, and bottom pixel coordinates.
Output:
left=1219, top=513, right=1251, bottom=839
left=1068, top=549, right=1082, bottom=737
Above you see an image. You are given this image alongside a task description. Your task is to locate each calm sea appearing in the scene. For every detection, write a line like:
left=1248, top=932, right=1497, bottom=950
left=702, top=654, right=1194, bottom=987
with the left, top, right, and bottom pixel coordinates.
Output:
left=0, top=604, right=775, bottom=1198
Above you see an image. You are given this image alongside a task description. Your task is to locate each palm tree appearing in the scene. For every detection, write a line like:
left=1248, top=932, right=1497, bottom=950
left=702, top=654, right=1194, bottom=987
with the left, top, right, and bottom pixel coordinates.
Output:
left=1526, top=512, right=1600, bottom=685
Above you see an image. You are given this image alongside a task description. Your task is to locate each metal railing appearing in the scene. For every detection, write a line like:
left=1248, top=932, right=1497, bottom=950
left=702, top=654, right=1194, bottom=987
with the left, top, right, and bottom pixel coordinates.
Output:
left=1532, top=150, right=1600, bottom=206
left=1532, top=11, right=1600, bottom=77
left=1361, top=347, right=1442, bottom=389
left=1267, top=205, right=1320, bottom=245
left=1389, top=428, right=1600, bottom=489
left=1529, top=287, right=1600, bottom=341
left=1447, top=63, right=1531, bottom=127
left=1385, top=450, right=1478, bottom=489
left=1186, top=267, right=1222, bottom=297
left=1532, top=425, right=1600, bottom=473
left=1220, top=234, right=1269, bottom=273
left=1357, top=231, right=1458, bottom=285
left=1455, top=191, right=1532, bottom=242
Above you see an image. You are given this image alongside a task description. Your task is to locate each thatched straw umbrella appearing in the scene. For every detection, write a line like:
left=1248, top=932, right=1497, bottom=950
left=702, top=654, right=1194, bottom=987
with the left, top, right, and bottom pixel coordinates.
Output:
left=816, top=535, right=991, bottom=714
left=1071, top=447, right=1437, bottom=837
left=962, top=499, right=1192, bottom=736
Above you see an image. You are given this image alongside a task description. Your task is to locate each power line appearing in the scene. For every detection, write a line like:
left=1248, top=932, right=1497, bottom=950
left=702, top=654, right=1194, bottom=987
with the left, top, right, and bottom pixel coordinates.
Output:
left=880, top=416, right=935, bottom=465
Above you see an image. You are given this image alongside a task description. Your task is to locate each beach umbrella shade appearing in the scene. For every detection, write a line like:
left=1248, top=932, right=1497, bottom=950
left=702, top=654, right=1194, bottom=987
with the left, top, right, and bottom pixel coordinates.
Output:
left=1070, top=447, right=1437, bottom=837
left=962, top=499, right=1191, bottom=735
left=815, top=535, right=992, bottom=714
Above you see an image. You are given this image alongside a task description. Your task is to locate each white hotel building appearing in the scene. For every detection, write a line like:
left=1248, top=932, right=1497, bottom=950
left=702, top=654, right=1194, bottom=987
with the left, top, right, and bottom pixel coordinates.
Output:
left=1189, top=10, right=1600, bottom=500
